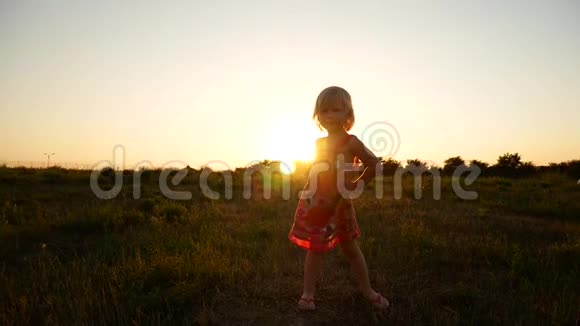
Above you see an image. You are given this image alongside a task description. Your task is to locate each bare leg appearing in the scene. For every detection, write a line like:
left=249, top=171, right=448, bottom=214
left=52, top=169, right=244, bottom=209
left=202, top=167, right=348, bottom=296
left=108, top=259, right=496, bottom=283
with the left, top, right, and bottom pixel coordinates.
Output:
left=339, top=240, right=374, bottom=298
left=340, top=239, right=391, bottom=310
left=302, top=250, right=324, bottom=298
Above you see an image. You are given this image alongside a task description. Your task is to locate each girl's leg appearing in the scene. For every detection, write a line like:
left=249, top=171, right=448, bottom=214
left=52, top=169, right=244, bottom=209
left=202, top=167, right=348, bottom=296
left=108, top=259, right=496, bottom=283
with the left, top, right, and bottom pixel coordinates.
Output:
left=339, top=240, right=373, bottom=298
left=302, top=250, right=324, bottom=298
left=340, top=240, right=389, bottom=309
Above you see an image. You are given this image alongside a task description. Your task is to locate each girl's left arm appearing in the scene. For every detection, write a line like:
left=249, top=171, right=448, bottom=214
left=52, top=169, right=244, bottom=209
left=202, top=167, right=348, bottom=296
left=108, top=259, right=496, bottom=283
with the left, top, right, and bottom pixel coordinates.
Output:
left=349, top=136, right=381, bottom=187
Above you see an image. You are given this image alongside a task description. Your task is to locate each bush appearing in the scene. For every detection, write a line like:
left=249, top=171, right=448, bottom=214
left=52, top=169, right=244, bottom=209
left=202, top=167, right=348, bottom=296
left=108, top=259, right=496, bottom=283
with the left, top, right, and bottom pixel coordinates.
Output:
left=157, top=203, right=189, bottom=224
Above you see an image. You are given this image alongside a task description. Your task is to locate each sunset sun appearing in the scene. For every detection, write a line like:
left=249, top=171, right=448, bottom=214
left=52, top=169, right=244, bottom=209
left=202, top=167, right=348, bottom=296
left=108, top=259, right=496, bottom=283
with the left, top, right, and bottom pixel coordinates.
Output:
left=263, top=117, right=319, bottom=173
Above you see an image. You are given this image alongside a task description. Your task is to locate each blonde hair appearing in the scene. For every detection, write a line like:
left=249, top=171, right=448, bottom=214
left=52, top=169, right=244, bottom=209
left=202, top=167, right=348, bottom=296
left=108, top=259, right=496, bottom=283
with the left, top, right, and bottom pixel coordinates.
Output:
left=312, top=86, right=355, bottom=131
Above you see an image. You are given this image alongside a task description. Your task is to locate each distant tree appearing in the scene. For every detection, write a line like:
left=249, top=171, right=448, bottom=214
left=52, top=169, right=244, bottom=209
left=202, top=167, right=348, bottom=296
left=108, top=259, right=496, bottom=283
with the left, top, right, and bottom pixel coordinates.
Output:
left=496, top=153, right=522, bottom=169
left=199, top=164, right=213, bottom=172
left=443, top=156, right=466, bottom=176
left=568, top=160, right=580, bottom=179
left=552, top=159, right=580, bottom=179
left=494, top=153, right=522, bottom=177
left=260, top=160, right=273, bottom=167
left=405, top=159, right=428, bottom=172
left=380, top=157, right=401, bottom=176
left=469, top=159, right=489, bottom=176
left=469, top=160, right=489, bottom=169
left=519, top=161, right=536, bottom=177
left=428, top=164, right=442, bottom=175
left=547, top=162, right=561, bottom=173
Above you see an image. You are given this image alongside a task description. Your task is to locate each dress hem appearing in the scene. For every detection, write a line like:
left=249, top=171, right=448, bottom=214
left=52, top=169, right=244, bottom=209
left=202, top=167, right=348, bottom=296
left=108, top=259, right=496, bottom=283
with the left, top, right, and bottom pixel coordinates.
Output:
left=288, top=230, right=361, bottom=253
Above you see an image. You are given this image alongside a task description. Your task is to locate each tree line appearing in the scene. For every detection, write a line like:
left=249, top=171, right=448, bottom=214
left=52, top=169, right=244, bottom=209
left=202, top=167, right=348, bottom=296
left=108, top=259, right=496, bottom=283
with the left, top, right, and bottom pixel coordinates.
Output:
left=379, top=153, right=580, bottom=179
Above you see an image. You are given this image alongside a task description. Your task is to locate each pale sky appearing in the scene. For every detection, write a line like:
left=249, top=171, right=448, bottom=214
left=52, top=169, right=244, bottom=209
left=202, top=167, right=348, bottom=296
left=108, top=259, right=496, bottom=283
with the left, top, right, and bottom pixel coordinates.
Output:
left=1, top=0, right=579, bottom=170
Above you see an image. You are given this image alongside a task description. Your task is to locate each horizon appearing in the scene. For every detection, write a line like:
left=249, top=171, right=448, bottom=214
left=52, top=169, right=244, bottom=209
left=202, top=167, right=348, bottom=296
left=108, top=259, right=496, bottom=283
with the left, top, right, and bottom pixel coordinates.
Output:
left=1, top=1, right=579, bottom=168
left=1, top=152, right=578, bottom=173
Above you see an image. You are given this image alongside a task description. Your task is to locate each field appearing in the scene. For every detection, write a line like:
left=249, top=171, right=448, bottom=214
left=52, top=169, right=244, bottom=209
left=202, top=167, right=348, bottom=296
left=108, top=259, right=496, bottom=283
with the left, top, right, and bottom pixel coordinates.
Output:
left=0, top=167, right=579, bottom=325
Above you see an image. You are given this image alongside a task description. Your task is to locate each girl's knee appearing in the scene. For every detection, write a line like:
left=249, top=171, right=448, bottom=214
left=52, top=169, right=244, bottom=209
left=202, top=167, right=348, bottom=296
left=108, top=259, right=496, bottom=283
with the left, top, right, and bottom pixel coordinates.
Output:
left=306, top=250, right=325, bottom=260
left=339, top=240, right=360, bottom=260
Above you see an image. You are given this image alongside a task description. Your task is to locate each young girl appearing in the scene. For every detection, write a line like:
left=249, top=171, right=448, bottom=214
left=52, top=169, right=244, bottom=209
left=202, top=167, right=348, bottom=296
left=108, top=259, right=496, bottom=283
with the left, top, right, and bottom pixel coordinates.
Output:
left=288, top=86, right=391, bottom=311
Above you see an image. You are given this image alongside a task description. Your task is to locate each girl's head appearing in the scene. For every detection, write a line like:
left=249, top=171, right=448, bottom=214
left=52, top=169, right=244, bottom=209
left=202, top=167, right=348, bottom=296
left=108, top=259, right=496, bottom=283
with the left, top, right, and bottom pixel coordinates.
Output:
left=313, top=86, right=355, bottom=132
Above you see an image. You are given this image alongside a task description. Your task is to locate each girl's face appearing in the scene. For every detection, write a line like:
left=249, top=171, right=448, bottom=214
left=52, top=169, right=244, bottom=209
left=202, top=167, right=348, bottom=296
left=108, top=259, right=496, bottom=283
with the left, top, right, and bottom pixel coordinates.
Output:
left=318, top=95, right=349, bottom=132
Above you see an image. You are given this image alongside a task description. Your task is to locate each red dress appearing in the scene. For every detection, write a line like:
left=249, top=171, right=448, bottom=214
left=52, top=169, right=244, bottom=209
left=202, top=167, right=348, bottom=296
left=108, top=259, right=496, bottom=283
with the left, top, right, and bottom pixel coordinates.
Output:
left=288, top=135, right=361, bottom=252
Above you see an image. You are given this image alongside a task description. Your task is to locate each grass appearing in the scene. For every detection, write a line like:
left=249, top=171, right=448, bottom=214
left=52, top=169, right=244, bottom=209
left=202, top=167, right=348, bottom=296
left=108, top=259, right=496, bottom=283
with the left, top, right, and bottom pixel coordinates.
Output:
left=0, top=167, right=579, bottom=325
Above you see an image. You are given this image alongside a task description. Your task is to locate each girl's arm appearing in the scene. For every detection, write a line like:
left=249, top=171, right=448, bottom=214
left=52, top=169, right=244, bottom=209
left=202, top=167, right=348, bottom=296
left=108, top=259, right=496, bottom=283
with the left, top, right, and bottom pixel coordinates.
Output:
left=348, top=136, right=381, bottom=188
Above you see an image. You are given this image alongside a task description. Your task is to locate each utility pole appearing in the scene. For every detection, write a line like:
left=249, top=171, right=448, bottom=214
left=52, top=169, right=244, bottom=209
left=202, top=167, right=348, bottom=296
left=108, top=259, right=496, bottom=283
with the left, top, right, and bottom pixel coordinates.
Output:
left=43, top=153, right=55, bottom=168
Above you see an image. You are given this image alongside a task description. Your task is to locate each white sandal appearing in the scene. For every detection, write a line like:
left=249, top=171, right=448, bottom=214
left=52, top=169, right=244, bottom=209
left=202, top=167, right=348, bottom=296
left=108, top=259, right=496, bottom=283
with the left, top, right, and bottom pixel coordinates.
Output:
left=297, top=296, right=315, bottom=310
left=370, top=292, right=390, bottom=310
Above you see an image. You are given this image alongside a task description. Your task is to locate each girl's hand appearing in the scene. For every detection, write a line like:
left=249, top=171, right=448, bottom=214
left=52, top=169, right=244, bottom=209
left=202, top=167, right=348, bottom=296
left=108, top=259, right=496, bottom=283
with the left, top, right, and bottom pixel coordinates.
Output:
left=345, top=181, right=358, bottom=191
left=338, top=181, right=360, bottom=199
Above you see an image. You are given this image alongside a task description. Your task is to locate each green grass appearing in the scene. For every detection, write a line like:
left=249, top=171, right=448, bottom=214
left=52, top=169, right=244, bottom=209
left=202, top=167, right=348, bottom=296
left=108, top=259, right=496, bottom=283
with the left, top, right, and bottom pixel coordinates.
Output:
left=0, top=168, right=579, bottom=325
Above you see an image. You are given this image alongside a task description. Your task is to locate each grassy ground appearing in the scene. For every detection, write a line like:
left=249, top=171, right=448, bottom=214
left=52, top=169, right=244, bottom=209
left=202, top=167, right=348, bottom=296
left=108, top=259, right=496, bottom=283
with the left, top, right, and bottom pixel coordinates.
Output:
left=0, top=168, right=579, bottom=325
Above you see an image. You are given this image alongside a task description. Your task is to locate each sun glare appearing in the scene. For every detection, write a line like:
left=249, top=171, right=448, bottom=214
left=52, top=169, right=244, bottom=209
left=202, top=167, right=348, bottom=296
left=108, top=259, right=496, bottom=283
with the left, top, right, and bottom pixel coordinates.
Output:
left=263, top=117, right=318, bottom=174
left=279, top=163, right=294, bottom=175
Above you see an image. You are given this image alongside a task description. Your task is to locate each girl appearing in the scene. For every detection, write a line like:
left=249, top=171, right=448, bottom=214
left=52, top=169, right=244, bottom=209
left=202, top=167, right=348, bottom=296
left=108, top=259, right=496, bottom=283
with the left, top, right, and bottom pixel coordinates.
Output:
left=288, top=86, right=391, bottom=311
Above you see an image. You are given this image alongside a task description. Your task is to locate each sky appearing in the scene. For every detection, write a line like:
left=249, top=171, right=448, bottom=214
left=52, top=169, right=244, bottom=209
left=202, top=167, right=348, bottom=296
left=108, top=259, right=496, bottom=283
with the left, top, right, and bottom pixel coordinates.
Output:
left=1, top=0, right=579, bottom=170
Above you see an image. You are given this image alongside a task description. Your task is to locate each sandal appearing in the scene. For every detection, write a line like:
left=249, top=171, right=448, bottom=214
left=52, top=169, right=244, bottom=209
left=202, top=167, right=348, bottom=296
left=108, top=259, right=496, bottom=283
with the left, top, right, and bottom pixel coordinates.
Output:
left=297, top=296, right=315, bottom=310
left=370, top=292, right=390, bottom=310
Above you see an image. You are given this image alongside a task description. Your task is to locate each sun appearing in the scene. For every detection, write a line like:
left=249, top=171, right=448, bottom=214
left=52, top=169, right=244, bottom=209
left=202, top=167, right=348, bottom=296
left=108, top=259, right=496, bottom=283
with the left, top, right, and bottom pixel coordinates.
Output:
left=263, top=116, right=319, bottom=173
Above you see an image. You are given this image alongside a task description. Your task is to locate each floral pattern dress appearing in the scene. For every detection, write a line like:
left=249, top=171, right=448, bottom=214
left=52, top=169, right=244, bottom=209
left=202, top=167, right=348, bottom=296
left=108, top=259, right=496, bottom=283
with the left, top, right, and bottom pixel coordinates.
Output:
left=288, top=135, right=361, bottom=252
